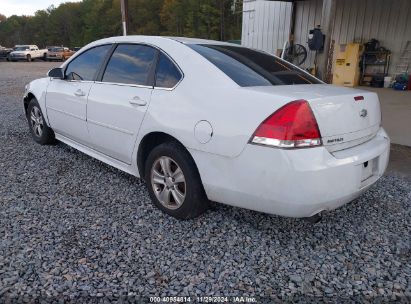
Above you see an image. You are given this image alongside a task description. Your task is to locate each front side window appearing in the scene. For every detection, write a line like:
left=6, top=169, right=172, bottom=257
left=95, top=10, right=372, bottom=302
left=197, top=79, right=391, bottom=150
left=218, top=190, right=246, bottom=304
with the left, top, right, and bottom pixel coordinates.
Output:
left=102, top=44, right=157, bottom=86
left=189, top=44, right=321, bottom=87
left=65, top=44, right=111, bottom=81
left=155, top=53, right=182, bottom=88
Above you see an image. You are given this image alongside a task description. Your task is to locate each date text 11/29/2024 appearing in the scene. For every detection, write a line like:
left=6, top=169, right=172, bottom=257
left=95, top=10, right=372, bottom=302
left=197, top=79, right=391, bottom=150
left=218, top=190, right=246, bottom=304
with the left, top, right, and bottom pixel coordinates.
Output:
left=149, top=296, right=257, bottom=303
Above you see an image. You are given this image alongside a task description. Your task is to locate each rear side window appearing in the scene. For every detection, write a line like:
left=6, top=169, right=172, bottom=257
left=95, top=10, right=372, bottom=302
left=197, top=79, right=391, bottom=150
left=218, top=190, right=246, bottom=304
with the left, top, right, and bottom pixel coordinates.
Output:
left=102, top=44, right=157, bottom=86
left=189, top=44, right=321, bottom=87
left=155, top=53, right=182, bottom=88
left=65, top=44, right=111, bottom=81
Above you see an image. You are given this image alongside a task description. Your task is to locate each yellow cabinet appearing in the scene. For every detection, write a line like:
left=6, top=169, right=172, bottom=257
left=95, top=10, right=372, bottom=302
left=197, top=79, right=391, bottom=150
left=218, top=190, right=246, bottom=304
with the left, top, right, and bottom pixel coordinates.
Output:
left=332, top=43, right=363, bottom=87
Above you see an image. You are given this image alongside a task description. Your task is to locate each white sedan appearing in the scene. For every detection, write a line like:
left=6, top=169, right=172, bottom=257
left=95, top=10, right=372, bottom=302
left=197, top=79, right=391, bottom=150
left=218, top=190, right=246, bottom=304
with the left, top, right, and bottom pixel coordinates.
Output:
left=23, top=36, right=390, bottom=220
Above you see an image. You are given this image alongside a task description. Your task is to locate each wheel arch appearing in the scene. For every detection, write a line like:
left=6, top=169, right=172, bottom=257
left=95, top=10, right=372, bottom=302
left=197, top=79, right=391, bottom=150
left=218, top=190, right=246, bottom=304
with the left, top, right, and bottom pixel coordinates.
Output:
left=137, top=132, right=202, bottom=183
left=23, top=90, right=52, bottom=128
left=23, top=92, right=37, bottom=115
left=23, top=77, right=52, bottom=125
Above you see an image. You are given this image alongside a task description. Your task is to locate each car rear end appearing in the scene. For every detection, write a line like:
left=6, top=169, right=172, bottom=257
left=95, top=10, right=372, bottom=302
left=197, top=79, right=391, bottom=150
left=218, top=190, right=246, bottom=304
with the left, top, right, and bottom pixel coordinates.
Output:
left=203, top=130, right=389, bottom=218
left=0, top=47, right=12, bottom=58
left=186, top=43, right=390, bottom=217
left=47, top=48, right=64, bottom=61
left=196, top=88, right=389, bottom=217
left=242, top=85, right=390, bottom=217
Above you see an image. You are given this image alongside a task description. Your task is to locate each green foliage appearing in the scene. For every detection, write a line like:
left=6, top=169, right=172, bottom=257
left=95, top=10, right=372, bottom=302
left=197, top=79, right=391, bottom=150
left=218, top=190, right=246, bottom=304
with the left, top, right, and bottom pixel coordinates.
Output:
left=0, top=0, right=242, bottom=48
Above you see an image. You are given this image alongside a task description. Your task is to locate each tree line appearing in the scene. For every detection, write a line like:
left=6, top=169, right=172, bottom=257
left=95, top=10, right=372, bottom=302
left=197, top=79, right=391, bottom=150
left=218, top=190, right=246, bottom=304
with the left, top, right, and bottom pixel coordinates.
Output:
left=0, top=0, right=243, bottom=48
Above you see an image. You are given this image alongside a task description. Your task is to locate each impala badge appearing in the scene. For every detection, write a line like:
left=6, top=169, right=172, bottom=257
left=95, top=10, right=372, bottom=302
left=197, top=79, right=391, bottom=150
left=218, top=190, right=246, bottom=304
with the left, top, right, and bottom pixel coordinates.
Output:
left=360, top=109, right=368, bottom=118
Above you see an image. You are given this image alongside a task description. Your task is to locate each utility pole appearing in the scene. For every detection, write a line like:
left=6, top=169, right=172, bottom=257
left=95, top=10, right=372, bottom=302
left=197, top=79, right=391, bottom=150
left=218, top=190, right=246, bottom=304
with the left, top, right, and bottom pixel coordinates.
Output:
left=317, top=0, right=337, bottom=81
left=120, top=0, right=129, bottom=36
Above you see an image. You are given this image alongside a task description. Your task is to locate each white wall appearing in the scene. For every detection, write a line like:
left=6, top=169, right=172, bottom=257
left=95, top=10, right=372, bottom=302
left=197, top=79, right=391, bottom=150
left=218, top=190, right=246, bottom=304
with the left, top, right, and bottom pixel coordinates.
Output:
left=242, top=0, right=411, bottom=75
left=242, top=0, right=292, bottom=55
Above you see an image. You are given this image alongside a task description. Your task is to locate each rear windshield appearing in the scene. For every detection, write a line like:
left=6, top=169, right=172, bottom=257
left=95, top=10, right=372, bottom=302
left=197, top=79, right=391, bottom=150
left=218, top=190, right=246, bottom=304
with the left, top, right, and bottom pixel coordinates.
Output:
left=51, top=48, right=64, bottom=52
left=189, top=44, right=321, bottom=87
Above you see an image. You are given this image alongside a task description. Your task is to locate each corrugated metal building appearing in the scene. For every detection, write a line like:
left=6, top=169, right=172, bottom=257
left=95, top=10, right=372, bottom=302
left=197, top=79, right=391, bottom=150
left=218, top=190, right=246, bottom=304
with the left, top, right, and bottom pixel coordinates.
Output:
left=242, top=0, right=411, bottom=75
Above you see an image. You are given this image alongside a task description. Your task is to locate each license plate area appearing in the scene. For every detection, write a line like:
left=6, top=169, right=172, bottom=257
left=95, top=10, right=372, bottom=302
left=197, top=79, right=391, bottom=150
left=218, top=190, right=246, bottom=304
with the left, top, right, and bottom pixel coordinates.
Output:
left=360, top=157, right=379, bottom=187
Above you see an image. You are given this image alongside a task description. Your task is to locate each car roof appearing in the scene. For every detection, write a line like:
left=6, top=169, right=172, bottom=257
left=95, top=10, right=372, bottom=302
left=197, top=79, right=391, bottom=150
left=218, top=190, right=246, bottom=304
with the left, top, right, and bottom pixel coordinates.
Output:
left=88, top=35, right=241, bottom=48
left=166, top=37, right=235, bottom=46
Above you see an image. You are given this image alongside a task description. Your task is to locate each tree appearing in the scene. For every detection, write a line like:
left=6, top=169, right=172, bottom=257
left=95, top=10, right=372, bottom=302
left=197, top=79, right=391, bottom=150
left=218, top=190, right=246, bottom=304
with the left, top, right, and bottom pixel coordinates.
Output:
left=160, top=0, right=187, bottom=35
left=0, top=0, right=242, bottom=47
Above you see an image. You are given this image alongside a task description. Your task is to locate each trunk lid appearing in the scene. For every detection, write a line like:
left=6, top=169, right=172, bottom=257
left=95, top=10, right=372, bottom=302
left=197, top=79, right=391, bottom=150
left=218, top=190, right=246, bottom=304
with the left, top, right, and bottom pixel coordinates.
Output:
left=246, top=84, right=381, bottom=152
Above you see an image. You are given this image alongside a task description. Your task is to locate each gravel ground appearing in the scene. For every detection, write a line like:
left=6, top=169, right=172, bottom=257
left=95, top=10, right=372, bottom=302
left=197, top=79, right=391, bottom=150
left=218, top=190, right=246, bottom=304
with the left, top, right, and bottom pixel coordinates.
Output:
left=0, top=61, right=410, bottom=303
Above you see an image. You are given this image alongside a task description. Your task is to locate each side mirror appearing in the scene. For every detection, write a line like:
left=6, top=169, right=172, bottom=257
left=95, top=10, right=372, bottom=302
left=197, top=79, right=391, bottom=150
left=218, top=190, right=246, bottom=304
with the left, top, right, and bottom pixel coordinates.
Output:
left=47, top=68, right=64, bottom=79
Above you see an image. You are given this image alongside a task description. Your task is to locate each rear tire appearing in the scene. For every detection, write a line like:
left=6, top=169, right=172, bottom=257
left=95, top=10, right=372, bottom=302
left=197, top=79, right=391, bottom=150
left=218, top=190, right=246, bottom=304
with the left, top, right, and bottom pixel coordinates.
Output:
left=144, top=142, right=208, bottom=219
left=26, top=98, right=56, bottom=145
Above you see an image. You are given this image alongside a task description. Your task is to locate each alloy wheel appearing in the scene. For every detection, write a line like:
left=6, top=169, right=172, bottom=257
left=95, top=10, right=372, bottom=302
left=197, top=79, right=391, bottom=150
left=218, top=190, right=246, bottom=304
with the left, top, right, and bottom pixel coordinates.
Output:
left=151, top=156, right=186, bottom=210
left=30, top=106, right=44, bottom=137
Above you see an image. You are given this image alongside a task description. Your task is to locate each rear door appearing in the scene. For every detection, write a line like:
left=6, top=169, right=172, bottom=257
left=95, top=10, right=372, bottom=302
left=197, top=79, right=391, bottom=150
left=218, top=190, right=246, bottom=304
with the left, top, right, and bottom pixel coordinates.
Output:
left=86, top=44, right=158, bottom=164
left=46, top=44, right=112, bottom=145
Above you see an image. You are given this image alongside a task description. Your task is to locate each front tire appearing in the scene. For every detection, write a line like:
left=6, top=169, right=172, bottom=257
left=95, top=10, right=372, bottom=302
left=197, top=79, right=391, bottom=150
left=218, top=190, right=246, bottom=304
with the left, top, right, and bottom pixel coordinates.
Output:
left=27, top=98, right=55, bottom=145
left=26, top=54, right=32, bottom=62
left=144, top=142, right=208, bottom=219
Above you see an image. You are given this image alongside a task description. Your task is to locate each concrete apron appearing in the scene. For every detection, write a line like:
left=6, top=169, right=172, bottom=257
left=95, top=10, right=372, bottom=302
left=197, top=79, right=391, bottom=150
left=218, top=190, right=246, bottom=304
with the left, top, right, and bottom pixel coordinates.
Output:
left=360, top=86, right=411, bottom=147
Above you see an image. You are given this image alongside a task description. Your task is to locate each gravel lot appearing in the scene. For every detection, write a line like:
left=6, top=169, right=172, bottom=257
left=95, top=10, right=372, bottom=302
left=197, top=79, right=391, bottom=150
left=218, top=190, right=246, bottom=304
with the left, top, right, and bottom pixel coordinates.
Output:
left=0, top=61, right=410, bottom=302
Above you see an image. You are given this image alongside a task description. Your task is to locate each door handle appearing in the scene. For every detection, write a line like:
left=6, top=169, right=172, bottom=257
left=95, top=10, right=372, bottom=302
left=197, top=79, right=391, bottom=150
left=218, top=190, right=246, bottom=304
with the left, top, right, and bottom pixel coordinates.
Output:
left=74, top=89, right=85, bottom=97
left=129, top=96, right=147, bottom=106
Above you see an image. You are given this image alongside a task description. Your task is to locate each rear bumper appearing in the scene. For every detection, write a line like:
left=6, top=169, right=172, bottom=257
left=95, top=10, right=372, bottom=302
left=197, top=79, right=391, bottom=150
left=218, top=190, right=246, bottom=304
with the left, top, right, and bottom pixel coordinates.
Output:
left=191, top=128, right=390, bottom=218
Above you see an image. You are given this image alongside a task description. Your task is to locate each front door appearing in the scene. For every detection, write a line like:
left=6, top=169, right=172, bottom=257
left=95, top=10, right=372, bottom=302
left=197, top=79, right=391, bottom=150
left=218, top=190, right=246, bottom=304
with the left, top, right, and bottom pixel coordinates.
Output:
left=46, top=44, right=112, bottom=145
left=86, top=44, right=158, bottom=164
left=46, top=80, right=93, bottom=144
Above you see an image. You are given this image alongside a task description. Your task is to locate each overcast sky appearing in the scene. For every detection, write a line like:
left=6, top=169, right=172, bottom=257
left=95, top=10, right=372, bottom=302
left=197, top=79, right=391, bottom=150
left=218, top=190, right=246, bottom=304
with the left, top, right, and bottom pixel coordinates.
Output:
left=1, top=0, right=82, bottom=17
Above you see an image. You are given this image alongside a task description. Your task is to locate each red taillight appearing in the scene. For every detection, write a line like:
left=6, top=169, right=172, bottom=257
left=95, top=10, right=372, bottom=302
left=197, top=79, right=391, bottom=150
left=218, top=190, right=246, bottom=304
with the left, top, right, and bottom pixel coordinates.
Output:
left=251, top=100, right=322, bottom=148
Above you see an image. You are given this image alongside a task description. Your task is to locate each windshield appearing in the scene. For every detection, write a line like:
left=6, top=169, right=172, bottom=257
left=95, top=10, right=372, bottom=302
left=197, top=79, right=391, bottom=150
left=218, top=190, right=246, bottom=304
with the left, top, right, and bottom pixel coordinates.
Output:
left=15, top=46, right=30, bottom=51
left=51, top=48, right=64, bottom=52
left=189, top=44, right=321, bottom=87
